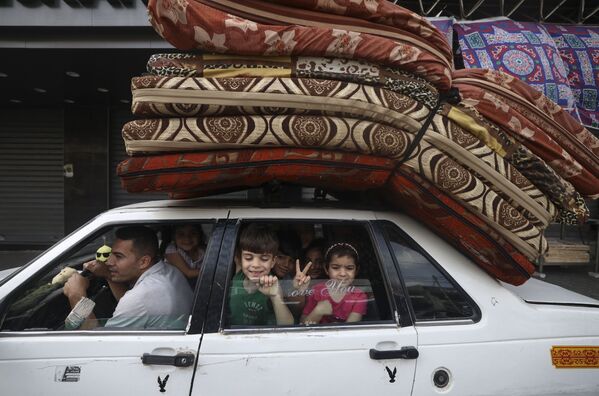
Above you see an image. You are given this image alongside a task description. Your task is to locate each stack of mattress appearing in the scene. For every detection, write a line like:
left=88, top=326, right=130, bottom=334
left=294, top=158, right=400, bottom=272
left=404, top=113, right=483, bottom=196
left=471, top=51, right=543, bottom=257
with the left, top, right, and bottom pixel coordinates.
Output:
left=117, top=0, right=599, bottom=286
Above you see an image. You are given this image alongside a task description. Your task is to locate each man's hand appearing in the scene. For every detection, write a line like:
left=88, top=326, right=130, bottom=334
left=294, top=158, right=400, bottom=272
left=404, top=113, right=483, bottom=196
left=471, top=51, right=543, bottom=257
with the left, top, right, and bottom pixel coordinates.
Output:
left=292, top=260, right=312, bottom=293
left=63, top=273, right=90, bottom=307
left=257, top=275, right=282, bottom=298
left=83, top=259, right=111, bottom=279
left=314, top=299, right=333, bottom=316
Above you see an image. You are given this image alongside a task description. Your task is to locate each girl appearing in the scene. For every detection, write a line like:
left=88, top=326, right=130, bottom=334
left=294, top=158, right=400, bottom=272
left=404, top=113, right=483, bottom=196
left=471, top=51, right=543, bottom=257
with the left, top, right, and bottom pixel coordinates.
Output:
left=165, top=224, right=205, bottom=279
left=301, top=242, right=367, bottom=324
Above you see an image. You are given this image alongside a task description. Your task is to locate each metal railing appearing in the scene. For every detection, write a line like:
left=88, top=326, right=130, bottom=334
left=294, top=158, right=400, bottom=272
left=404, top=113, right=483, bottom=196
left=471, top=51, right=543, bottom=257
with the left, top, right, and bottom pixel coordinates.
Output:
left=392, top=0, right=598, bottom=24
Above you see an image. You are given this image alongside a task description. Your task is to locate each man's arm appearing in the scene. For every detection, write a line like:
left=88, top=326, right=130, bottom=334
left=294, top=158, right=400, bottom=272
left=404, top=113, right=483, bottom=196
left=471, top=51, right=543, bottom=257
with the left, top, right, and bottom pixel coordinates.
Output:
left=63, top=273, right=98, bottom=330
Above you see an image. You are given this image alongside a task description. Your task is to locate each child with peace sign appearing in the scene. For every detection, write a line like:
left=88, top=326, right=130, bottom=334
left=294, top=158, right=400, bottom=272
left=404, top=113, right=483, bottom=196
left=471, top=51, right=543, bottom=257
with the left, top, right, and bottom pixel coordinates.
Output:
left=301, top=243, right=367, bottom=325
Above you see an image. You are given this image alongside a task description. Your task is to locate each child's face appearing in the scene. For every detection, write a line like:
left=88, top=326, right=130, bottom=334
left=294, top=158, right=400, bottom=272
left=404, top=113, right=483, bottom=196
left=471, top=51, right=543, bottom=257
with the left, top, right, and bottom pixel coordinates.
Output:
left=174, top=225, right=201, bottom=252
left=304, top=247, right=324, bottom=278
left=325, top=254, right=357, bottom=285
left=240, top=250, right=275, bottom=281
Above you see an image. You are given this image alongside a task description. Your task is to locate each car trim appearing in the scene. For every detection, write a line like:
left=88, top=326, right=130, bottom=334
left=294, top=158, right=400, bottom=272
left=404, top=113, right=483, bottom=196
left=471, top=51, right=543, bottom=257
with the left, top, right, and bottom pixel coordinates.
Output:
left=415, top=319, right=476, bottom=326
left=0, top=330, right=188, bottom=337
left=370, top=221, right=414, bottom=327
left=220, top=322, right=399, bottom=335
left=206, top=219, right=241, bottom=333
left=188, top=219, right=228, bottom=335
left=527, top=301, right=599, bottom=309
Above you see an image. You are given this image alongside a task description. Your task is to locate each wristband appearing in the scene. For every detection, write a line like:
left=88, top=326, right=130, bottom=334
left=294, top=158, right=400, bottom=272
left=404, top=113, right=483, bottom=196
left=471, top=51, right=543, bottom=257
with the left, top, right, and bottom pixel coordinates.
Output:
left=65, top=297, right=95, bottom=330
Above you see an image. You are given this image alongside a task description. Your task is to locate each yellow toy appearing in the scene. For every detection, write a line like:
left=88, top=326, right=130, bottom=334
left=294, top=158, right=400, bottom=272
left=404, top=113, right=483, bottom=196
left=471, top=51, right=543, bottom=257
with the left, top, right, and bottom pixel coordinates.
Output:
left=95, top=244, right=112, bottom=263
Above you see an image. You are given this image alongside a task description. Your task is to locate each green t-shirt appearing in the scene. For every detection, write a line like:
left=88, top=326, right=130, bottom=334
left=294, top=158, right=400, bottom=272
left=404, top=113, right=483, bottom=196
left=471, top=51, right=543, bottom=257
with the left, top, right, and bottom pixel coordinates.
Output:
left=229, top=272, right=276, bottom=326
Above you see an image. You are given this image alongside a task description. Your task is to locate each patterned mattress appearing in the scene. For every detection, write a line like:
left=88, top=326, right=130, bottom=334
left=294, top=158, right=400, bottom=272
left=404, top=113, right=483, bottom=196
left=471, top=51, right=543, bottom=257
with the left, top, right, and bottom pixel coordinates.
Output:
left=146, top=0, right=452, bottom=90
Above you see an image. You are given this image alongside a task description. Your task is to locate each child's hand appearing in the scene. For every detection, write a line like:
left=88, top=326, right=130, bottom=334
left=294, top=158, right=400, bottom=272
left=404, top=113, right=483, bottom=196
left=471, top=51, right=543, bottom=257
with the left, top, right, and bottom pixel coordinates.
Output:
left=292, top=260, right=312, bottom=293
left=314, top=299, right=333, bottom=316
left=257, top=275, right=281, bottom=298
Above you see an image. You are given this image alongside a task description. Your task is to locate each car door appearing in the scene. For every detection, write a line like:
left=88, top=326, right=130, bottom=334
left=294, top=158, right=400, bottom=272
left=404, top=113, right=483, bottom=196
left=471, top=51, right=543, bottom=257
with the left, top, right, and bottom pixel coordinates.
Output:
left=0, top=215, right=227, bottom=396
left=191, top=213, right=418, bottom=396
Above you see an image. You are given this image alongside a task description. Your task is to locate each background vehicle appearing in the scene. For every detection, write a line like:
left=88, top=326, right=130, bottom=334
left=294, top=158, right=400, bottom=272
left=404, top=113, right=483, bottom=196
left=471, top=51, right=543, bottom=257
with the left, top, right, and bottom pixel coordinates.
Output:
left=0, top=199, right=598, bottom=395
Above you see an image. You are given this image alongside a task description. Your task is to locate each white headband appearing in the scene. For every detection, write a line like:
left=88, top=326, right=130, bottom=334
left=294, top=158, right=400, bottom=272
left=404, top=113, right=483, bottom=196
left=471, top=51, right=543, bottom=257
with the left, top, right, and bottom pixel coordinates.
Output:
left=325, top=243, right=359, bottom=261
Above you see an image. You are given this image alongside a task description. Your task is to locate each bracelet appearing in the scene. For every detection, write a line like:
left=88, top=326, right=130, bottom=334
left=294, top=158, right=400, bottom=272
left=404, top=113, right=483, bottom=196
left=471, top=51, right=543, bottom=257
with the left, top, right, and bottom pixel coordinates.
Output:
left=65, top=297, right=95, bottom=330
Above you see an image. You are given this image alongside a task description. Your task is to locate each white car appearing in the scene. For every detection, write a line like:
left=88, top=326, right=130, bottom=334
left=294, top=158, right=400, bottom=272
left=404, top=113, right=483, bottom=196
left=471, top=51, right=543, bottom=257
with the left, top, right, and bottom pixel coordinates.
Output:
left=0, top=199, right=598, bottom=396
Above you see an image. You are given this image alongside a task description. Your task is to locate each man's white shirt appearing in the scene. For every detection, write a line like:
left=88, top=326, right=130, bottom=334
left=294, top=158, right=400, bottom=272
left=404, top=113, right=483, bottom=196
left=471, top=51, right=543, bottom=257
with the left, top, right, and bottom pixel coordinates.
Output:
left=105, top=260, right=193, bottom=329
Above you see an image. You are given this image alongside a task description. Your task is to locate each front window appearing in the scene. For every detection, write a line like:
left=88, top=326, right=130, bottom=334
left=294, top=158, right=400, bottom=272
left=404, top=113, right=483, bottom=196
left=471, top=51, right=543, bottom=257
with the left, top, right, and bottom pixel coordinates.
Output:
left=1, top=221, right=214, bottom=332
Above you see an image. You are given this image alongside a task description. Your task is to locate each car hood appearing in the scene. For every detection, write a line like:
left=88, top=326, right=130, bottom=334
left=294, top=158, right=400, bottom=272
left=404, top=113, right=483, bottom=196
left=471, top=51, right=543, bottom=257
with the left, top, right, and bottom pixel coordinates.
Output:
left=501, top=278, right=599, bottom=307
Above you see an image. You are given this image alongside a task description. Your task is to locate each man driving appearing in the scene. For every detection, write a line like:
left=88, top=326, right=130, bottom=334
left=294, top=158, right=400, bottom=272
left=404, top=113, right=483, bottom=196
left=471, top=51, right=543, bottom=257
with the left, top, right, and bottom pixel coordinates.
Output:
left=63, top=226, right=193, bottom=329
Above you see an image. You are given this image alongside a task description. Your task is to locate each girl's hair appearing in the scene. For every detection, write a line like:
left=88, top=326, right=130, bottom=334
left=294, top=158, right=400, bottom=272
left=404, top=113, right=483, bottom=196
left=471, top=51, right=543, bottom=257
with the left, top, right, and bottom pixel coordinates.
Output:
left=324, top=242, right=359, bottom=269
left=174, top=224, right=205, bottom=244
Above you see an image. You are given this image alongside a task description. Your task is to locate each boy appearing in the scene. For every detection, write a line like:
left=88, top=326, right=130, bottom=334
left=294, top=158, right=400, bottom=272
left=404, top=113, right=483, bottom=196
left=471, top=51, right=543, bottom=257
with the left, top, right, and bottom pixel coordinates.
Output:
left=229, top=224, right=294, bottom=326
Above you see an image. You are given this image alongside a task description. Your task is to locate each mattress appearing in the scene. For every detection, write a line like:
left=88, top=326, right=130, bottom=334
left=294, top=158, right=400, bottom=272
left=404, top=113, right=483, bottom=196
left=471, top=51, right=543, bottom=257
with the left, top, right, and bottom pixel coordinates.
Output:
left=201, top=0, right=453, bottom=64
left=131, top=76, right=431, bottom=132
left=146, top=0, right=452, bottom=90
left=456, top=83, right=599, bottom=198
left=453, top=68, right=599, bottom=161
left=146, top=53, right=439, bottom=109
left=117, top=147, right=395, bottom=195
left=386, top=167, right=534, bottom=286
left=447, top=102, right=590, bottom=224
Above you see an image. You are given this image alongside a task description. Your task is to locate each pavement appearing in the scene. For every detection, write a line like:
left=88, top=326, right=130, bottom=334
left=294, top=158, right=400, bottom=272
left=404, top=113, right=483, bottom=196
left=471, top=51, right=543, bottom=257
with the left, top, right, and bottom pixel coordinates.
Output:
left=1, top=250, right=598, bottom=301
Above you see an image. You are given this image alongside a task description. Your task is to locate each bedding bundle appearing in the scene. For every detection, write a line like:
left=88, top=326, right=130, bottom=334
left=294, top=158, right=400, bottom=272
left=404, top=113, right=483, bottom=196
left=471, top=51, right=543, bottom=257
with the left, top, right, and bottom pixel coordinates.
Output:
left=117, top=0, right=599, bottom=286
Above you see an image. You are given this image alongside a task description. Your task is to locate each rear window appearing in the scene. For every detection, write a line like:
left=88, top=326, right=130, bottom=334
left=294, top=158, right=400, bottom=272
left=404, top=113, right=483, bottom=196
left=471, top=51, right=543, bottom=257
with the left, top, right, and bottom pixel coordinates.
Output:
left=383, top=222, right=478, bottom=322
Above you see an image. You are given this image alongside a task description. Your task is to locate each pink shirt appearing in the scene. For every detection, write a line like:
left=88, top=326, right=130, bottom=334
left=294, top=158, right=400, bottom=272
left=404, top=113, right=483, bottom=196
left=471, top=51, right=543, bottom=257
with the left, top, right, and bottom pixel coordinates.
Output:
left=303, top=281, right=367, bottom=323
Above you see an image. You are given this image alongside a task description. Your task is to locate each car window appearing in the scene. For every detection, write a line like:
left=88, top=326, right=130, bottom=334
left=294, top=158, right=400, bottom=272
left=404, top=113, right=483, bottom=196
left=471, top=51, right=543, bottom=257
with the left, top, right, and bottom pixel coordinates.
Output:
left=224, top=221, right=393, bottom=329
left=1, top=222, right=214, bottom=332
left=383, top=222, right=478, bottom=322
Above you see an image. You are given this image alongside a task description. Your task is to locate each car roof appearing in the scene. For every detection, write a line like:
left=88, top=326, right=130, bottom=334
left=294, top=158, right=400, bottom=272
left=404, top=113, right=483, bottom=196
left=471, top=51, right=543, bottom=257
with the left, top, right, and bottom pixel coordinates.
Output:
left=106, top=195, right=395, bottom=213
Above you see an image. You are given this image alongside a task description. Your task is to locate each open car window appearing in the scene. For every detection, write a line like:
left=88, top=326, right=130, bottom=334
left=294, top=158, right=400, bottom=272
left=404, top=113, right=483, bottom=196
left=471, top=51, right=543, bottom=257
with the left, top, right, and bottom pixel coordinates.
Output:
left=1, top=221, right=215, bottom=332
left=223, top=221, right=394, bottom=330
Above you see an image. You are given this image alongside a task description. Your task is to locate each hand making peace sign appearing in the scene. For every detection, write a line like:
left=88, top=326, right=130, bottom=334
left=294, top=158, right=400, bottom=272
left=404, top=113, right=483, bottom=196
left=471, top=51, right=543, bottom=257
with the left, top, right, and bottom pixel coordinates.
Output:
left=293, top=259, right=312, bottom=293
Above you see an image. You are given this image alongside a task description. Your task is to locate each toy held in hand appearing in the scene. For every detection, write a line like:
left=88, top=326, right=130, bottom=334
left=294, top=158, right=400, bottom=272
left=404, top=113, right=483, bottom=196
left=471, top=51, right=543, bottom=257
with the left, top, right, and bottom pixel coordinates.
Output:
left=95, top=245, right=111, bottom=262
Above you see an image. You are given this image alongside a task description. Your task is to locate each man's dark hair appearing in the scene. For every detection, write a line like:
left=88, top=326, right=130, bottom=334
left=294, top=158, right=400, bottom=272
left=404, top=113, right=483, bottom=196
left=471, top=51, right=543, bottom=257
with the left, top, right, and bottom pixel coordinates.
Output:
left=238, top=223, right=278, bottom=255
left=115, top=226, right=158, bottom=260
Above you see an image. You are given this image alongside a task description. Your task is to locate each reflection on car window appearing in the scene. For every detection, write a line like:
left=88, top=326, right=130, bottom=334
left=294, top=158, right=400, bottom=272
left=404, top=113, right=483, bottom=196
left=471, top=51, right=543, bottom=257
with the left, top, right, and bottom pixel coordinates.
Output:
left=225, top=221, right=392, bottom=329
left=384, top=223, right=476, bottom=322
left=1, top=222, right=214, bottom=332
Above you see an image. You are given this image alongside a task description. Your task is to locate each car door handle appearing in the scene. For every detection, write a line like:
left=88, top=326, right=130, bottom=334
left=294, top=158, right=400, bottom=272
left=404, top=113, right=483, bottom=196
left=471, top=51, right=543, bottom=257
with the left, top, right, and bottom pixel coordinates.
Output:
left=141, top=352, right=195, bottom=367
left=369, top=346, right=419, bottom=360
